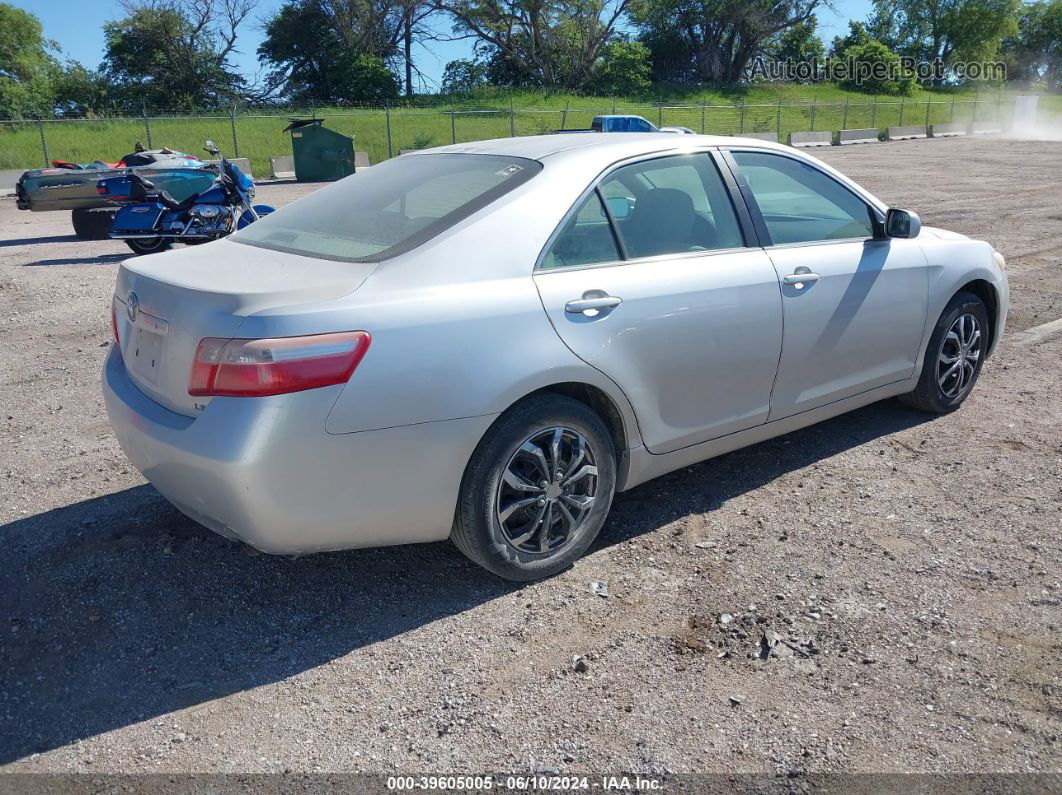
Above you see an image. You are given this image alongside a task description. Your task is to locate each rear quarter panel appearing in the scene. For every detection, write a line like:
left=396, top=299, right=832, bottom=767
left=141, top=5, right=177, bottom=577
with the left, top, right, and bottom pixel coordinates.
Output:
left=230, top=171, right=645, bottom=447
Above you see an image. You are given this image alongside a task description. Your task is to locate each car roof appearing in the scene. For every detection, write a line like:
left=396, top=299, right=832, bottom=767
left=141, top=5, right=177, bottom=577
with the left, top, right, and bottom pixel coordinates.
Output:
left=403, top=133, right=792, bottom=164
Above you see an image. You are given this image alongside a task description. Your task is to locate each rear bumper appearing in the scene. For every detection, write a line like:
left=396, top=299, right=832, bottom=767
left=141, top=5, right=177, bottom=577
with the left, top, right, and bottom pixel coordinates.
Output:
left=102, top=347, right=496, bottom=554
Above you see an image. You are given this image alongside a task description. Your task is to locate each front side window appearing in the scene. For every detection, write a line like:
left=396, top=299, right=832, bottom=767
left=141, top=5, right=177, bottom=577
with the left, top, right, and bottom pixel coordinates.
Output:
left=731, top=151, right=874, bottom=245
left=602, top=154, right=744, bottom=259
left=233, top=154, right=541, bottom=262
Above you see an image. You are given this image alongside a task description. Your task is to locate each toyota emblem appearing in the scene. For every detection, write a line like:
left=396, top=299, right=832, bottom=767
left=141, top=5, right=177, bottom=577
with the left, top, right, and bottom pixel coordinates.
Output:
left=127, top=292, right=139, bottom=322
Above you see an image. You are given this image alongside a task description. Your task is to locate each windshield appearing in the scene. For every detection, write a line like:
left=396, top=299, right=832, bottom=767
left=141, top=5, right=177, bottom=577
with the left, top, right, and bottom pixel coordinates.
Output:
left=232, top=153, right=542, bottom=262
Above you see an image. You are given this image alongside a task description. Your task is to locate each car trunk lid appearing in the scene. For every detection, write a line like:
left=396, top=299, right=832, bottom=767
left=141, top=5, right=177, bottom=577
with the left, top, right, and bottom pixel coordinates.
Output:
left=113, top=238, right=376, bottom=417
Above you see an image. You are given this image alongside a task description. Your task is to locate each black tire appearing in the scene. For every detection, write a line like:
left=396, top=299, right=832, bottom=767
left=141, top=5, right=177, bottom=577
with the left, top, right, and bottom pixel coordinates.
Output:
left=900, top=291, right=990, bottom=413
left=125, top=237, right=174, bottom=255
left=70, top=208, right=117, bottom=240
left=452, top=394, right=617, bottom=581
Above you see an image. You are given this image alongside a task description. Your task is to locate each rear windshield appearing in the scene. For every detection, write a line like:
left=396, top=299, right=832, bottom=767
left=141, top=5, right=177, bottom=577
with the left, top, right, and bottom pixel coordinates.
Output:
left=232, top=153, right=541, bottom=262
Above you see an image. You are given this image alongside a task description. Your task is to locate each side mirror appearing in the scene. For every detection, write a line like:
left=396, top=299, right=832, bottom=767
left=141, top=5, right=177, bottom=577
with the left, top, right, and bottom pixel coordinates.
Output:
left=204, top=140, right=219, bottom=155
left=884, top=208, right=921, bottom=239
left=606, top=196, right=633, bottom=220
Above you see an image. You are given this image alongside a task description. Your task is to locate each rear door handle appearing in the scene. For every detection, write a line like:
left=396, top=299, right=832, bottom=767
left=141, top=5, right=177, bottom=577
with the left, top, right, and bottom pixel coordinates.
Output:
left=782, top=271, right=821, bottom=287
left=565, top=295, right=623, bottom=314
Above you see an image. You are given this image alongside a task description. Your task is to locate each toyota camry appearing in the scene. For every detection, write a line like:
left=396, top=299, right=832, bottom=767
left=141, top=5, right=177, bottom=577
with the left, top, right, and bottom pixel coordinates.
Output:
left=103, top=134, right=1008, bottom=580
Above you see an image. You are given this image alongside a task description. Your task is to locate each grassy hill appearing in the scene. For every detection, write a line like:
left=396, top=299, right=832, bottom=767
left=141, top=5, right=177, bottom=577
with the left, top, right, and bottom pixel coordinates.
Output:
left=3, top=83, right=1057, bottom=175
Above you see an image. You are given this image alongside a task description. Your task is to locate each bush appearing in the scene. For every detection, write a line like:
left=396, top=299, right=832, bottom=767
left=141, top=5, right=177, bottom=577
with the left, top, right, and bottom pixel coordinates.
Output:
left=837, top=39, right=916, bottom=95
left=585, top=41, right=652, bottom=96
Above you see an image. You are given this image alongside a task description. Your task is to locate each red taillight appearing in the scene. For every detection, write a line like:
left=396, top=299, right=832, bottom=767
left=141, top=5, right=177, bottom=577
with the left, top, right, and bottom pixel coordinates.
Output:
left=188, top=331, right=371, bottom=397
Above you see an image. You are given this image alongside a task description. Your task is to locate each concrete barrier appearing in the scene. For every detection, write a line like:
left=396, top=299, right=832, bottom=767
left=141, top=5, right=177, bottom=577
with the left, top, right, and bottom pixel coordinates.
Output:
left=788, top=131, right=833, bottom=147
left=354, top=151, right=371, bottom=169
left=970, top=120, right=1003, bottom=135
left=205, top=157, right=253, bottom=177
left=929, top=122, right=966, bottom=137
left=269, top=155, right=295, bottom=179
left=887, top=125, right=927, bottom=140
left=736, top=132, right=778, bottom=143
left=837, top=128, right=880, bottom=145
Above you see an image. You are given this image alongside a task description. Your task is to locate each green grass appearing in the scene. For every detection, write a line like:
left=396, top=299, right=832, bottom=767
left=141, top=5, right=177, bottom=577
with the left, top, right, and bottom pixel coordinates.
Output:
left=2, top=83, right=1057, bottom=176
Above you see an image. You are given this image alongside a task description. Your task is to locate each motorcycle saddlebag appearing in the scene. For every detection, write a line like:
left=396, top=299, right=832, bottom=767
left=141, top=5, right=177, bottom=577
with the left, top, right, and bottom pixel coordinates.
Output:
left=96, top=174, right=151, bottom=204
left=112, top=203, right=166, bottom=234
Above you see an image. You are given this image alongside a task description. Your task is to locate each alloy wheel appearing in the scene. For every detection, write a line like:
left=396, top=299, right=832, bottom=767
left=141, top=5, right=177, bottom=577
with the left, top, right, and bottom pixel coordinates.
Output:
left=495, top=427, right=599, bottom=554
left=937, top=313, right=982, bottom=399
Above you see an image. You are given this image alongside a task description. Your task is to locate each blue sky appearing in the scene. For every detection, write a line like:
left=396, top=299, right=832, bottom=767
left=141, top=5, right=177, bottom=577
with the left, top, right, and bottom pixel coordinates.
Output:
left=15, top=0, right=874, bottom=91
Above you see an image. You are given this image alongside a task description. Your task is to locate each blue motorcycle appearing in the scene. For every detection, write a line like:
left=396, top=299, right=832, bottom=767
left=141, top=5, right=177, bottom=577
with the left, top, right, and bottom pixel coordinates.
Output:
left=97, top=141, right=275, bottom=255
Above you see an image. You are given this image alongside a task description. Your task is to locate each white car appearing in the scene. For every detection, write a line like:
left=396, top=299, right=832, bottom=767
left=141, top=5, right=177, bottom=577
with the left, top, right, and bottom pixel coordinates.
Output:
left=104, top=134, right=1008, bottom=580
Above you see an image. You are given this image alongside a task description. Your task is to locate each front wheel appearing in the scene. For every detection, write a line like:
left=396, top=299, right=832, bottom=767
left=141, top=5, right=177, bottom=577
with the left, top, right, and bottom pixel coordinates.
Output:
left=452, top=395, right=617, bottom=581
left=900, top=291, right=990, bottom=413
left=125, top=237, right=174, bottom=255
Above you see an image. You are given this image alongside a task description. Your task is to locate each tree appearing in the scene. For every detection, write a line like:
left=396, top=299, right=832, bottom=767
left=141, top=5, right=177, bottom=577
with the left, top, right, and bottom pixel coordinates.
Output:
left=632, top=0, right=824, bottom=84
left=829, top=19, right=873, bottom=56
left=0, top=3, right=60, bottom=118
left=870, top=0, right=1019, bottom=71
left=101, top=0, right=252, bottom=109
left=770, top=14, right=826, bottom=63
left=1002, top=0, right=1062, bottom=88
left=52, top=63, right=112, bottom=116
left=435, top=0, right=631, bottom=89
left=260, top=0, right=434, bottom=98
left=259, top=0, right=400, bottom=102
left=585, top=40, right=652, bottom=95
left=837, top=36, right=917, bottom=93
left=440, top=58, right=490, bottom=92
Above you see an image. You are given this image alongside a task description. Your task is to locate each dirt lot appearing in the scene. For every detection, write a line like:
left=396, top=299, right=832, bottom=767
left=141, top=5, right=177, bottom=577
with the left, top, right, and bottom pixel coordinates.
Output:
left=1, top=137, right=1060, bottom=778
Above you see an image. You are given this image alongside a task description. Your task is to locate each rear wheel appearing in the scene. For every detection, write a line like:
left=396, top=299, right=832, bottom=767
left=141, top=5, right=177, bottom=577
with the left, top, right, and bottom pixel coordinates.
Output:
left=125, top=237, right=174, bottom=255
left=900, top=291, right=989, bottom=413
left=70, top=207, right=117, bottom=240
left=452, top=395, right=616, bottom=581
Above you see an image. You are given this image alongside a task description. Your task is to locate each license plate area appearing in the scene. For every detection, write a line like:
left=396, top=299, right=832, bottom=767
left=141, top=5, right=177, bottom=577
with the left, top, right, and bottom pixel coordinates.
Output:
left=128, top=312, right=169, bottom=386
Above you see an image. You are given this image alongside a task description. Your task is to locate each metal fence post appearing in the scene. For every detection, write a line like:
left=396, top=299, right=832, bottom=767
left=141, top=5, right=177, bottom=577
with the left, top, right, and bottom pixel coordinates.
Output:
left=142, top=100, right=153, bottom=148
left=385, top=104, right=393, bottom=159
left=611, top=97, right=617, bottom=114
left=810, top=98, right=816, bottom=130
left=230, top=102, right=239, bottom=157
left=924, top=97, right=931, bottom=127
left=36, top=116, right=48, bottom=166
left=842, top=95, right=849, bottom=129
left=775, top=97, right=782, bottom=138
left=658, top=103, right=663, bottom=127
left=450, top=110, right=457, bottom=144
left=700, top=101, right=706, bottom=134
left=871, top=95, right=877, bottom=127
left=509, top=96, right=515, bottom=137
left=561, top=101, right=569, bottom=130
left=898, top=96, right=905, bottom=126
left=739, top=101, right=745, bottom=133
left=950, top=95, right=956, bottom=122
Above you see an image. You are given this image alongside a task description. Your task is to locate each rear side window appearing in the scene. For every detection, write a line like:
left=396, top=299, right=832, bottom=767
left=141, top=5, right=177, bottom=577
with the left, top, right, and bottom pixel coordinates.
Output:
left=603, top=154, right=744, bottom=258
left=540, top=192, right=621, bottom=269
left=233, top=154, right=541, bottom=262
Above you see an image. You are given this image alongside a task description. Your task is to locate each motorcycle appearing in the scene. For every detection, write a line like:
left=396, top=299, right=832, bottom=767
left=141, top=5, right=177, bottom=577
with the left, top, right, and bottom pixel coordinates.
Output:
left=97, top=141, right=275, bottom=255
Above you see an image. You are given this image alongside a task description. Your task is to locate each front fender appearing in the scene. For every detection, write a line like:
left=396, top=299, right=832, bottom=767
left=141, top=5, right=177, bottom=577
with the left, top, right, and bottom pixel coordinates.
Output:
left=919, top=236, right=1009, bottom=360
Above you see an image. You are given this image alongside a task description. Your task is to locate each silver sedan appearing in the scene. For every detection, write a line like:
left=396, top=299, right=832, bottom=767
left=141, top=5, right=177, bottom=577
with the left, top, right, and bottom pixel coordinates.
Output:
left=103, top=134, right=1009, bottom=580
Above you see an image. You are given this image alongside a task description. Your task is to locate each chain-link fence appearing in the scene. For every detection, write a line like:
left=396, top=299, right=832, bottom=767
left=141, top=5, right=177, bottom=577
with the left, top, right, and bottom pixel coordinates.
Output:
left=0, top=95, right=1018, bottom=177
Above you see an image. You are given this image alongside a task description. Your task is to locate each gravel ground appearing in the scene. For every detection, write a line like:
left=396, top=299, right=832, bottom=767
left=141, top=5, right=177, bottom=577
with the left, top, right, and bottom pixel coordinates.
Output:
left=1, top=138, right=1060, bottom=777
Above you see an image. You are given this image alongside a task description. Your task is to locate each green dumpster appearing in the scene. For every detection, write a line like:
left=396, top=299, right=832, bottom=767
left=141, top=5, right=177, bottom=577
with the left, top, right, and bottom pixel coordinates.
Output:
left=282, top=118, right=356, bottom=182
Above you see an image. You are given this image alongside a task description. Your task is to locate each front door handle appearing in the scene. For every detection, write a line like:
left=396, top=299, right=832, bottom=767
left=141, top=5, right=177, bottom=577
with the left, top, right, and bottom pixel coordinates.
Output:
left=782, top=270, right=821, bottom=287
left=565, top=294, right=623, bottom=314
